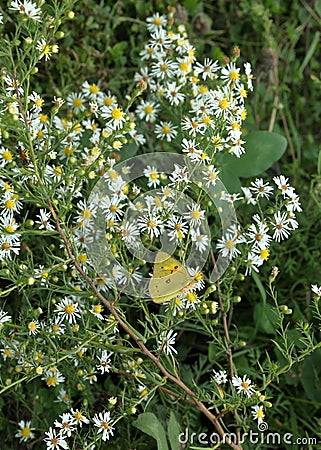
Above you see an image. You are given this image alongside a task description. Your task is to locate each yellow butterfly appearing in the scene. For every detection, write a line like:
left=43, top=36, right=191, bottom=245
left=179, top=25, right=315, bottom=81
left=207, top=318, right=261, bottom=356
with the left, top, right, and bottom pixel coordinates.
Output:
left=149, top=251, right=193, bottom=303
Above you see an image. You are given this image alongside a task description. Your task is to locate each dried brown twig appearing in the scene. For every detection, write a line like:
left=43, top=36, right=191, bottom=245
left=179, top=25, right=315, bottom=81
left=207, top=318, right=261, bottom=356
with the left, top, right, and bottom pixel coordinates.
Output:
left=48, top=199, right=243, bottom=450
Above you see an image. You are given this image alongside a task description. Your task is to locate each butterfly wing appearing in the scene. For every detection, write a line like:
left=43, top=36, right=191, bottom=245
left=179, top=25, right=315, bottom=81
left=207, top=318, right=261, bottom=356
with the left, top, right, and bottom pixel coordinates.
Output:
left=149, top=252, right=192, bottom=303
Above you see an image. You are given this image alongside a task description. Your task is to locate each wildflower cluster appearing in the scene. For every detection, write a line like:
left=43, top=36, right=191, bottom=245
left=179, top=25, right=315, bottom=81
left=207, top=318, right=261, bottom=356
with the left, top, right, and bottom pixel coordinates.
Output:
left=0, top=5, right=308, bottom=449
left=212, top=369, right=268, bottom=426
left=135, top=12, right=252, bottom=157
left=43, top=409, right=114, bottom=448
left=219, top=174, right=301, bottom=275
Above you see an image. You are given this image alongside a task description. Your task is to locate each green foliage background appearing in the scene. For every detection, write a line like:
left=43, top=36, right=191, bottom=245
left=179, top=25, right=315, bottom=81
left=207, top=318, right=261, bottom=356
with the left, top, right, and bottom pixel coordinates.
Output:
left=2, top=0, right=321, bottom=448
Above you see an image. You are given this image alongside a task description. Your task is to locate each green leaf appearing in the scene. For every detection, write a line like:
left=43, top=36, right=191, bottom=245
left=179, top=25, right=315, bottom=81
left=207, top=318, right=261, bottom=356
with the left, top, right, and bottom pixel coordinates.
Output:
left=219, top=167, right=242, bottom=194
left=316, top=0, right=321, bottom=16
left=301, top=349, right=321, bottom=403
left=183, top=0, right=198, bottom=14
left=108, top=41, right=128, bottom=59
left=133, top=412, right=169, bottom=450
left=221, top=131, right=287, bottom=178
left=298, top=31, right=320, bottom=77
left=252, top=271, right=267, bottom=304
left=253, top=303, right=278, bottom=335
left=317, top=149, right=321, bottom=175
left=168, top=411, right=181, bottom=450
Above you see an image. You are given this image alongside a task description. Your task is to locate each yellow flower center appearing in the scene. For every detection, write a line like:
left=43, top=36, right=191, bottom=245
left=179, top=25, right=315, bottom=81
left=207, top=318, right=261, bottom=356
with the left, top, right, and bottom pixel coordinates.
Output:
left=21, top=427, right=31, bottom=438
left=82, top=209, right=92, bottom=220
left=54, top=166, right=62, bottom=177
left=75, top=410, right=83, bottom=420
left=89, top=84, right=99, bottom=94
left=111, top=108, right=123, bottom=120
left=180, top=61, right=189, bottom=72
left=154, top=17, right=162, bottom=25
left=209, top=172, right=217, bottom=181
left=241, top=381, right=249, bottom=389
left=64, top=146, right=73, bottom=156
left=148, top=220, right=155, bottom=228
left=145, top=105, right=153, bottom=114
left=65, top=304, right=75, bottom=315
left=41, top=44, right=51, bottom=55
left=225, top=240, right=235, bottom=249
left=5, top=199, right=15, bottom=210
left=104, top=96, right=113, bottom=106
left=78, top=253, right=87, bottom=263
left=191, top=210, right=201, bottom=220
left=260, top=249, right=269, bottom=260
left=39, top=114, right=48, bottom=123
left=162, top=125, right=171, bottom=134
left=186, top=291, right=197, bottom=302
left=46, top=376, right=57, bottom=387
left=93, top=304, right=104, bottom=314
left=202, top=116, right=211, bottom=125
left=28, top=321, right=37, bottom=331
left=35, top=98, right=44, bottom=107
left=3, top=150, right=12, bottom=161
left=229, top=70, right=239, bottom=81
left=219, top=99, right=229, bottom=110
left=73, top=98, right=83, bottom=108
left=140, top=389, right=148, bottom=397
left=160, top=63, right=168, bottom=72
left=199, top=85, right=208, bottom=94
left=150, top=172, right=158, bottom=181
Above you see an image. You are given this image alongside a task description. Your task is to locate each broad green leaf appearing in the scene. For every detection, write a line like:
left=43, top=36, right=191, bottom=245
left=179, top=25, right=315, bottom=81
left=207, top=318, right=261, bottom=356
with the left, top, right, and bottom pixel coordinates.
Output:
left=252, top=271, right=267, bottom=304
left=168, top=411, right=181, bottom=450
left=315, top=0, right=321, bottom=17
left=221, top=131, right=287, bottom=178
left=253, top=303, right=278, bottom=335
left=318, top=149, right=321, bottom=175
left=298, top=32, right=320, bottom=77
left=133, top=412, right=169, bottom=450
left=219, top=167, right=242, bottom=194
left=183, top=0, right=198, bottom=14
left=108, top=41, right=128, bottom=59
left=301, top=349, right=321, bottom=403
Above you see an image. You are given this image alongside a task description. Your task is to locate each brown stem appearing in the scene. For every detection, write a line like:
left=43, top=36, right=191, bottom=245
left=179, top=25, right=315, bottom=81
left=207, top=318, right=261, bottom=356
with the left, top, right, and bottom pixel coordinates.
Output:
left=268, top=49, right=296, bottom=162
left=210, top=249, right=234, bottom=377
left=48, top=199, right=242, bottom=450
left=210, top=248, right=241, bottom=441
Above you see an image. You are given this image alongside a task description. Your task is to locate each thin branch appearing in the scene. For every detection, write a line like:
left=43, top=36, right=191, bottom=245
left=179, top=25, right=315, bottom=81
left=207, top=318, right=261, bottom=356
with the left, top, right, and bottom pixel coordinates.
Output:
left=267, top=49, right=296, bottom=162
left=210, top=248, right=241, bottom=441
left=48, top=199, right=242, bottom=450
